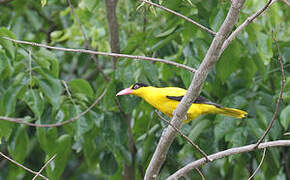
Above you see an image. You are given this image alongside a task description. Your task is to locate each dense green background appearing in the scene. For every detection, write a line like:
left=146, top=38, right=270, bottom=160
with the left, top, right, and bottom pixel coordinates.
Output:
left=0, top=0, right=289, bottom=179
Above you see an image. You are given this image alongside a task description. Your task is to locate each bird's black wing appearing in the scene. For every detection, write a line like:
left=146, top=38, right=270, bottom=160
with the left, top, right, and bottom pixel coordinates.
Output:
left=166, top=95, right=222, bottom=108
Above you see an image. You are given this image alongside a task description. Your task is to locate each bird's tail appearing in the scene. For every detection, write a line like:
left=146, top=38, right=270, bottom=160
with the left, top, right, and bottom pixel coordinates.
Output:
left=218, top=107, right=248, bottom=119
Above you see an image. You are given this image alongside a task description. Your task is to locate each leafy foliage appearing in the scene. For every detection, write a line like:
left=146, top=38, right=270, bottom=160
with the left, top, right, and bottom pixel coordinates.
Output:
left=0, top=0, right=289, bottom=179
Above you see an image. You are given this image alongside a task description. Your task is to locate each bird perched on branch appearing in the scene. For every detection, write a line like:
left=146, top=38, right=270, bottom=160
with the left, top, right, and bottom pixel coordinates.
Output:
left=116, top=83, right=247, bottom=123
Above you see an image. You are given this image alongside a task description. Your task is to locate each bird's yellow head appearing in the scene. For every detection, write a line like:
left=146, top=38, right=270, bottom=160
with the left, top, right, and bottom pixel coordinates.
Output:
left=116, top=83, right=149, bottom=97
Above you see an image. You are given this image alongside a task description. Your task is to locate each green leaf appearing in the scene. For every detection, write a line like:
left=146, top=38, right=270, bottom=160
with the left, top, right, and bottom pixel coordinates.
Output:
left=216, top=41, right=241, bottom=83
left=0, top=28, right=15, bottom=59
left=280, top=105, right=290, bottom=130
left=257, top=32, right=273, bottom=64
left=255, top=105, right=271, bottom=130
left=121, top=32, right=145, bottom=54
left=233, top=160, right=249, bottom=180
left=151, top=28, right=182, bottom=51
left=99, top=151, right=118, bottom=175
left=84, top=0, right=99, bottom=12
left=0, top=84, right=25, bottom=116
left=74, top=106, right=94, bottom=141
left=69, top=79, right=94, bottom=98
left=154, top=27, right=177, bottom=38
left=37, top=73, right=62, bottom=110
left=8, top=126, right=29, bottom=162
left=83, top=128, right=101, bottom=168
left=0, top=51, right=13, bottom=80
left=101, top=112, right=128, bottom=149
left=210, top=8, right=225, bottom=32
left=240, top=57, right=257, bottom=86
left=181, top=55, right=199, bottom=88
left=24, top=10, right=42, bottom=31
left=225, top=127, right=248, bottom=147
left=214, top=117, right=236, bottom=141
left=37, top=128, right=58, bottom=154
left=23, top=89, right=45, bottom=118
left=103, top=81, right=117, bottom=110
left=35, top=49, right=59, bottom=77
left=247, top=118, right=264, bottom=138
left=46, top=134, right=71, bottom=180
left=140, top=61, right=159, bottom=84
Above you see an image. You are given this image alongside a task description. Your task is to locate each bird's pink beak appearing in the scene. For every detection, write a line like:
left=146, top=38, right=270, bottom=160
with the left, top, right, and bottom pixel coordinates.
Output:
left=116, top=88, right=133, bottom=96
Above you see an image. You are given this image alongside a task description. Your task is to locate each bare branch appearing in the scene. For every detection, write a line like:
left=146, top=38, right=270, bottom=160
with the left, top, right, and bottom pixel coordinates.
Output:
left=248, top=148, right=266, bottom=180
left=145, top=1, right=246, bottom=179
left=2, top=37, right=196, bottom=73
left=154, top=111, right=211, bottom=162
left=32, top=154, right=57, bottom=180
left=140, top=0, right=216, bottom=36
left=0, top=152, right=49, bottom=180
left=167, top=140, right=290, bottom=179
left=0, top=88, right=107, bottom=128
left=255, top=32, right=285, bottom=148
left=221, top=0, right=276, bottom=54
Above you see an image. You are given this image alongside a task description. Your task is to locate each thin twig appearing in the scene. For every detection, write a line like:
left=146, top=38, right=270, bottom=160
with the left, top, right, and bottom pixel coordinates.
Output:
left=255, top=32, right=285, bottom=148
left=167, top=140, right=290, bottom=179
left=3, top=37, right=196, bottom=73
left=140, top=0, right=216, bottom=36
left=154, top=111, right=211, bottom=162
left=32, top=154, right=57, bottom=180
left=67, top=0, right=111, bottom=82
left=221, top=0, right=276, bottom=54
left=0, top=88, right=107, bottom=127
left=248, top=147, right=267, bottom=180
left=195, top=168, right=205, bottom=180
left=0, top=152, right=49, bottom=180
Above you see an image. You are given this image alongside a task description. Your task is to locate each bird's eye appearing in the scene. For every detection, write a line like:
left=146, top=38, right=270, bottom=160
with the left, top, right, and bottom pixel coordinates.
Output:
left=133, top=84, right=140, bottom=89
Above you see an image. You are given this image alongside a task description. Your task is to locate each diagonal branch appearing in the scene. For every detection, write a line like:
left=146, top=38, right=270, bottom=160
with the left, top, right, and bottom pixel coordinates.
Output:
left=254, top=32, right=285, bottom=148
left=2, top=37, right=196, bottom=73
left=0, top=88, right=107, bottom=128
left=167, top=140, right=290, bottom=179
left=154, top=111, right=211, bottom=162
left=32, top=154, right=57, bottom=180
left=0, top=152, right=49, bottom=180
left=140, top=0, right=216, bottom=36
left=144, top=1, right=246, bottom=179
left=221, top=0, right=276, bottom=54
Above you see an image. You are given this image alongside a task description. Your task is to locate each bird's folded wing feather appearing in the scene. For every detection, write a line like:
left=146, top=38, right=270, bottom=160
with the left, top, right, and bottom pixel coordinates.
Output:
left=166, top=95, right=222, bottom=108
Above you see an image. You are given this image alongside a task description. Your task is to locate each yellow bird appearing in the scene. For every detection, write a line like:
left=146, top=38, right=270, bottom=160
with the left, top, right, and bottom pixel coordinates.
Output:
left=116, top=83, right=247, bottom=123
